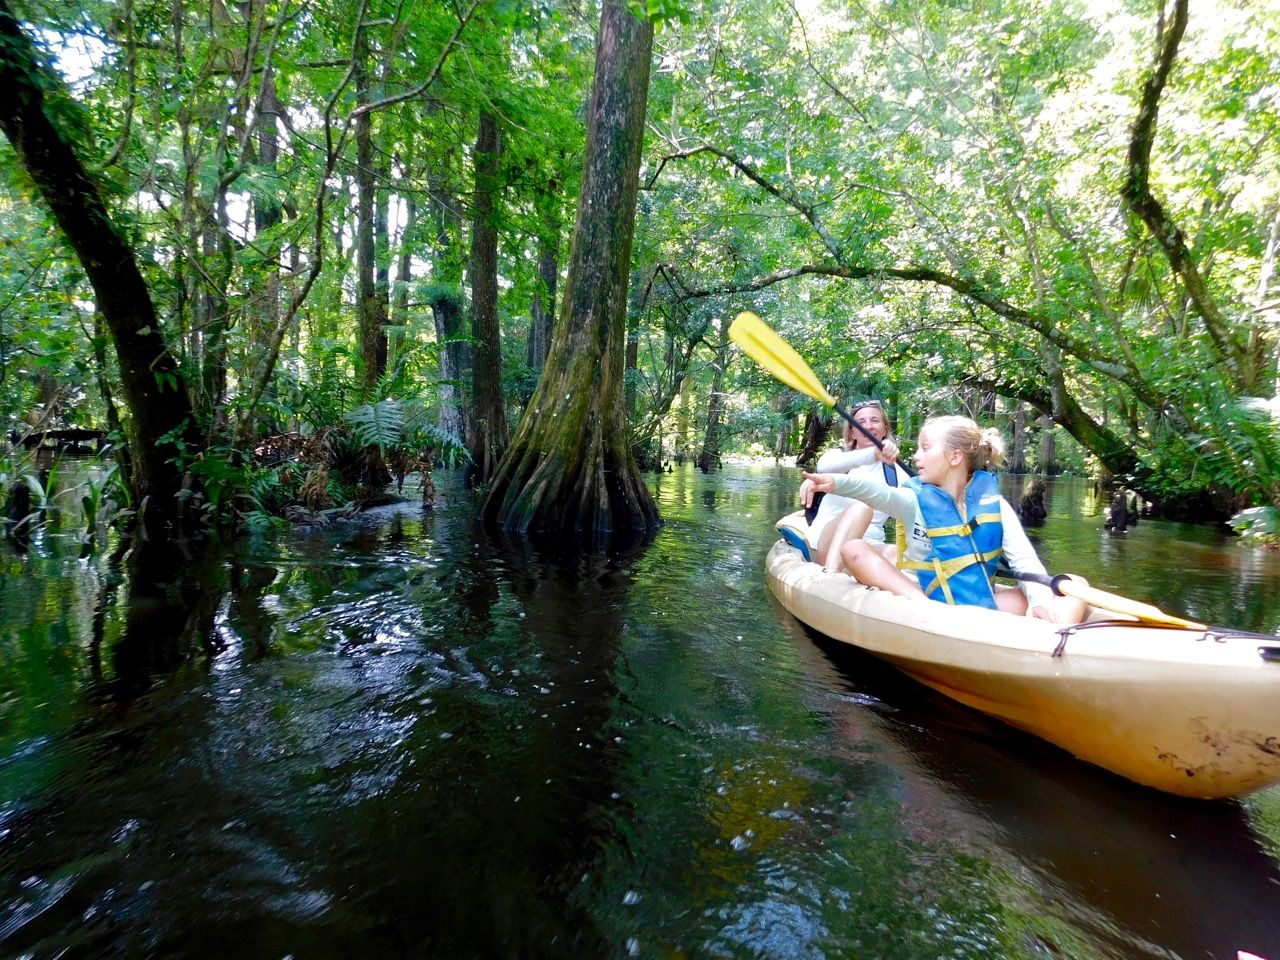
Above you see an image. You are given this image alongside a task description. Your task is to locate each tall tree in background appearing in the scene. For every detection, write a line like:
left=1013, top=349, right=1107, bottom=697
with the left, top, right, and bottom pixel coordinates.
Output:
left=0, top=0, right=201, bottom=525
left=525, top=178, right=562, bottom=379
left=483, top=0, right=660, bottom=539
left=468, top=109, right=508, bottom=481
left=428, top=144, right=468, bottom=443
left=355, top=23, right=388, bottom=392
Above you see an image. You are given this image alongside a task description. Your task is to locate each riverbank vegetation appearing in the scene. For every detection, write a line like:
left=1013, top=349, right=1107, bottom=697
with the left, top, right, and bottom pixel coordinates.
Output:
left=0, top=0, right=1277, bottom=543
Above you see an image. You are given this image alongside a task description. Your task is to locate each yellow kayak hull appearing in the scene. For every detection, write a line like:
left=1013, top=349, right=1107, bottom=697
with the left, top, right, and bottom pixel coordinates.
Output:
left=766, top=540, right=1280, bottom=799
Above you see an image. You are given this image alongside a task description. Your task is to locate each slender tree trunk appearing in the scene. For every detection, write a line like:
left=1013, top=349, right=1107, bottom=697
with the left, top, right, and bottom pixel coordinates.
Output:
left=526, top=184, right=560, bottom=378
left=468, top=109, right=508, bottom=482
left=1038, top=416, right=1057, bottom=476
left=0, top=0, right=200, bottom=526
left=92, top=312, right=132, bottom=487
left=481, top=0, right=659, bottom=540
left=771, top=393, right=789, bottom=459
left=374, top=163, right=391, bottom=376
left=1011, top=401, right=1027, bottom=473
left=429, top=158, right=466, bottom=442
left=197, top=221, right=230, bottom=415
left=392, top=192, right=417, bottom=340
left=697, top=322, right=730, bottom=472
left=675, top=376, right=692, bottom=460
left=1122, top=0, right=1253, bottom=390
left=249, top=64, right=282, bottom=432
left=625, top=323, right=639, bottom=418
left=354, top=27, right=386, bottom=393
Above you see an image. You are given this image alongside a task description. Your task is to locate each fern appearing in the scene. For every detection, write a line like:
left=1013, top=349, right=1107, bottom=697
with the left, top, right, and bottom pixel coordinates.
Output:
left=345, top=399, right=405, bottom=451
left=411, top=423, right=470, bottom=468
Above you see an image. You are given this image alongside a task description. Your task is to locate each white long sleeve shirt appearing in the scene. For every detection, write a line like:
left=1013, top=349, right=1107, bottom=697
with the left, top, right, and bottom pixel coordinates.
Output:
left=809, top=446, right=912, bottom=545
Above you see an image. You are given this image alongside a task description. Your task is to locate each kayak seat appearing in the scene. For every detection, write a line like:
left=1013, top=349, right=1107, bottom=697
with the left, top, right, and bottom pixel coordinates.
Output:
left=775, top=512, right=814, bottom=563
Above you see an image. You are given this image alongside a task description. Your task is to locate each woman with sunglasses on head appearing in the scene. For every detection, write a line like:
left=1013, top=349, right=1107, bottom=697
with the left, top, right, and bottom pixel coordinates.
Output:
left=803, top=415, right=1087, bottom=622
left=799, top=400, right=911, bottom=574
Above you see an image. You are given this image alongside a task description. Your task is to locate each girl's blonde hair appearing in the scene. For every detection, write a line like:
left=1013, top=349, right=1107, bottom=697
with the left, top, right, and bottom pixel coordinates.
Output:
left=924, top=415, right=1005, bottom=473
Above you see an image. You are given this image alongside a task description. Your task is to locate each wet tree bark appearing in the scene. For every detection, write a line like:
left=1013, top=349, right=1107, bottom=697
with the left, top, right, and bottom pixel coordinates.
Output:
left=482, top=0, right=659, bottom=540
left=0, top=0, right=200, bottom=526
left=469, top=110, right=508, bottom=482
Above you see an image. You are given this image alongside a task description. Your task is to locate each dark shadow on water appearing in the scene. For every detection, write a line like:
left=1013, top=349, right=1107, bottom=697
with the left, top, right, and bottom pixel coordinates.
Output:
left=0, top=509, right=662, bottom=959
left=787, top=622, right=1280, bottom=960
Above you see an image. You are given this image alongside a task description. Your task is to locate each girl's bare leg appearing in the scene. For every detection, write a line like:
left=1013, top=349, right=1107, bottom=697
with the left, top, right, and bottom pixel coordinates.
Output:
left=817, top=502, right=873, bottom=574
left=840, top=540, right=925, bottom=598
left=994, top=585, right=1028, bottom=615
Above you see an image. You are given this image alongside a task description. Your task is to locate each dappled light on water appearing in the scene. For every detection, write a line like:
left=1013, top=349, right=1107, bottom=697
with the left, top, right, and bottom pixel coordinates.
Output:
left=0, top=465, right=1278, bottom=959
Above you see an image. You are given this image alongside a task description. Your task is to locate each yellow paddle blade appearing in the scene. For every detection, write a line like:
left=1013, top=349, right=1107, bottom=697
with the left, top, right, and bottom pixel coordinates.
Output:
left=1056, top=580, right=1206, bottom=630
left=729, top=312, right=836, bottom=408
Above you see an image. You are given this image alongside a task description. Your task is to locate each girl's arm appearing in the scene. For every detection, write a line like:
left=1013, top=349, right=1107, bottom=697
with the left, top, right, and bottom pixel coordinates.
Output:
left=998, top=500, right=1055, bottom=610
left=805, top=471, right=917, bottom=525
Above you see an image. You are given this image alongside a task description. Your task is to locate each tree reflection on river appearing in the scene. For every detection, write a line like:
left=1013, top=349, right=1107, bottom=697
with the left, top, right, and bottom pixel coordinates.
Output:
left=1, top=465, right=1278, bottom=959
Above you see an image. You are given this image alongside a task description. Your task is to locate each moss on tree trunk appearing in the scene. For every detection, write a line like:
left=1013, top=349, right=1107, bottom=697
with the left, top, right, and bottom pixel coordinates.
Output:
left=482, top=0, right=659, bottom=540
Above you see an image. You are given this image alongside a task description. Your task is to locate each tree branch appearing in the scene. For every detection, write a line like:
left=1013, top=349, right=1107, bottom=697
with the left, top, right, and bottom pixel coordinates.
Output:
left=1121, top=0, right=1253, bottom=389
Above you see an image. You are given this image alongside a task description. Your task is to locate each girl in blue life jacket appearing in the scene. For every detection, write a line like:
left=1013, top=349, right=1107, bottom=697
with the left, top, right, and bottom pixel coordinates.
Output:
left=802, top=415, right=1088, bottom=623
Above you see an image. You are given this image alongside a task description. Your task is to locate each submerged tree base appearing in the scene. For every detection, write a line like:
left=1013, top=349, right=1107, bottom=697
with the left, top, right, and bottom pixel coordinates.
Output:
left=482, top=423, right=661, bottom=544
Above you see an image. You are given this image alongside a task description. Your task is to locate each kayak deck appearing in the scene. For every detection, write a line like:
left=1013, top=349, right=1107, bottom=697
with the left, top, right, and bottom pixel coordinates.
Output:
left=766, top=540, right=1280, bottom=799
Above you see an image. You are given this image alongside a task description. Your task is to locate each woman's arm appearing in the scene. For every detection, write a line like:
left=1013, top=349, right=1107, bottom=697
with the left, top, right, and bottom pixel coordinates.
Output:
left=815, top=446, right=877, bottom=472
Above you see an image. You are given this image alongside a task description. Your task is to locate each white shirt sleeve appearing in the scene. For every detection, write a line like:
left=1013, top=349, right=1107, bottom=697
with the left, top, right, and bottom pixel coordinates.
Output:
left=998, top=499, right=1055, bottom=610
left=829, top=472, right=918, bottom=526
left=815, top=446, right=878, bottom=473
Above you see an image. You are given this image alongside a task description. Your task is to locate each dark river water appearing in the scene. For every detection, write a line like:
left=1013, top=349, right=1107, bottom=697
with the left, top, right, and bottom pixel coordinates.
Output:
left=2, top=464, right=1280, bottom=959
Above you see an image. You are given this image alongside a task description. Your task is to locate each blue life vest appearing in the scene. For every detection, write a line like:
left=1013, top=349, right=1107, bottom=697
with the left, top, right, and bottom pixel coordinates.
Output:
left=896, top=470, right=1004, bottom=609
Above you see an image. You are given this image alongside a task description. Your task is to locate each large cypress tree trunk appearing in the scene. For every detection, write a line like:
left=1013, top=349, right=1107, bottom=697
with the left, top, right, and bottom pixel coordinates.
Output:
left=0, top=0, right=199, bottom=525
left=482, top=0, right=659, bottom=539
left=468, top=109, right=508, bottom=482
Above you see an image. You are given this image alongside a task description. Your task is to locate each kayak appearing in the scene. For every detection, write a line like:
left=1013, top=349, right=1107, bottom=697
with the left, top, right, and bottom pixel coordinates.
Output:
left=765, top=537, right=1280, bottom=800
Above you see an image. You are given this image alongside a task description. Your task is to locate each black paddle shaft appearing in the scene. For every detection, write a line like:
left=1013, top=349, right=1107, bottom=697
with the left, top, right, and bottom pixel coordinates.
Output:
left=832, top=401, right=916, bottom=479
left=804, top=402, right=915, bottom=525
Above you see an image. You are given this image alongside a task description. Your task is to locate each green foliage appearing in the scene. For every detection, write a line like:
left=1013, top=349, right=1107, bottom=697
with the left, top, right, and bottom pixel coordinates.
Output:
left=345, top=399, right=405, bottom=453
left=1232, top=505, right=1280, bottom=547
left=6, top=0, right=1280, bottom=537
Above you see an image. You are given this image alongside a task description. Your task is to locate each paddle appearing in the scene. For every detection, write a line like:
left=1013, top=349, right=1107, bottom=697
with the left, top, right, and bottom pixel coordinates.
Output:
left=1006, top=569, right=1207, bottom=630
left=727, top=311, right=1209, bottom=631
left=728, top=311, right=914, bottom=476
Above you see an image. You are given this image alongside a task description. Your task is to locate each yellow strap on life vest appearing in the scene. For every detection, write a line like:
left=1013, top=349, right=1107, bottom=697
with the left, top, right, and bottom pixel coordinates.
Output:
left=898, top=546, right=1003, bottom=602
left=921, top=511, right=1002, bottom=539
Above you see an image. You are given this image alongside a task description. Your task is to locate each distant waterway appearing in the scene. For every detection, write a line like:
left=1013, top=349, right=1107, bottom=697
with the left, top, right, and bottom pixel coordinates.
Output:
left=2, top=464, right=1278, bottom=959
